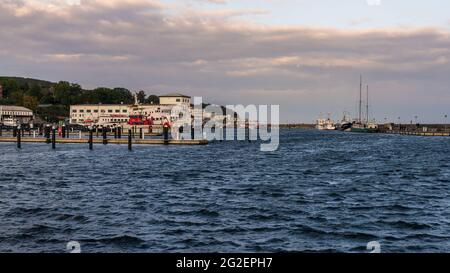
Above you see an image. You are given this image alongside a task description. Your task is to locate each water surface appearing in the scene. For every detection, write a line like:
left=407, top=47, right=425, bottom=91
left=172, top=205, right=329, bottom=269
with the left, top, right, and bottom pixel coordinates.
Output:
left=1, top=129, right=450, bottom=252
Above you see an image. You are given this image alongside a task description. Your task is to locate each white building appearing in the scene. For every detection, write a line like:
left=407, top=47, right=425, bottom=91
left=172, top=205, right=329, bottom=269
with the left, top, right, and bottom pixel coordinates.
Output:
left=69, top=93, right=193, bottom=126
left=0, top=105, right=34, bottom=126
left=159, top=93, right=191, bottom=106
left=70, top=103, right=130, bottom=125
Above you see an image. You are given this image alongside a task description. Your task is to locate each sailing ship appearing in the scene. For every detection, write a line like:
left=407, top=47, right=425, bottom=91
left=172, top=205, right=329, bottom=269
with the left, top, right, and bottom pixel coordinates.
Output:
left=351, top=76, right=378, bottom=133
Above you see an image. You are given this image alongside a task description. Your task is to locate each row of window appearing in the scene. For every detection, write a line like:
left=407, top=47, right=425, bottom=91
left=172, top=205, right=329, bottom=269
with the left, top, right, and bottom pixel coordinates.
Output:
left=71, top=110, right=169, bottom=117
left=0, top=111, right=33, bottom=116
left=176, top=99, right=190, bottom=103
left=71, top=117, right=168, bottom=123
left=73, top=109, right=128, bottom=113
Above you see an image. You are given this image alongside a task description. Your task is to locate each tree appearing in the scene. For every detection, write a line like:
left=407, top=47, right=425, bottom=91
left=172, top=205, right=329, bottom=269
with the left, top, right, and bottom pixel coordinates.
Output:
left=146, top=95, right=160, bottom=104
left=111, top=88, right=134, bottom=104
left=9, top=90, right=24, bottom=105
left=54, top=81, right=72, bottom=105
left=137, top=90, right=146, bottom=103
left=26, top=84, right=42, bottom=99
left=40, top=94, right=55, bottom=104
left=0, top=78, right=19, bottom=98
left=23, top=95, right=39, bottom=110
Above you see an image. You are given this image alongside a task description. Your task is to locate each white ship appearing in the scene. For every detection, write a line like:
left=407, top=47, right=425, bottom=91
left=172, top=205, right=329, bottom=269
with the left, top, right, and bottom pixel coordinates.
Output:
left=1, top=117, right=18, bottom=127
left=315, top=114, right=336, bottom=130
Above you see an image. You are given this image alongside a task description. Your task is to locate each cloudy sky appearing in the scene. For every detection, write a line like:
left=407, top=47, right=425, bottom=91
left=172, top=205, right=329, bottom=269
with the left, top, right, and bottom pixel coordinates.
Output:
left=1, top=0, right=450, bottom=123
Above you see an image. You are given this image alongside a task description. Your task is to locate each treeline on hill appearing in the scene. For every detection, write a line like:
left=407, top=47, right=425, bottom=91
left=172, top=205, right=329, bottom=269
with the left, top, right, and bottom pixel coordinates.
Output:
left=0, top=77, right=160, bottom=122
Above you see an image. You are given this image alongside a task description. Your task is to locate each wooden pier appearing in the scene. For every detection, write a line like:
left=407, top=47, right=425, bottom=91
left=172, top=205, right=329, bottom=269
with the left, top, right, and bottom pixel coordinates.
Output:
left=0, top=137, right=208, bottom=145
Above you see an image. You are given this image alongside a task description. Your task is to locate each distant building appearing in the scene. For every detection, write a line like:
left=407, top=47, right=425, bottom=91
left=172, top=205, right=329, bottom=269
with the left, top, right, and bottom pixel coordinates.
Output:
left=69, top=103, right=130, bottom=126
left=0, top=105, right=34, bottom=126
left=69, top=93, right=192, bottom=126
left=159, top=93, right=191, bottom=106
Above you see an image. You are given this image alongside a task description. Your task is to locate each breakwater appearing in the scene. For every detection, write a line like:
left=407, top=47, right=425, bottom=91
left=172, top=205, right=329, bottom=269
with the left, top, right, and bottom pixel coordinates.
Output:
left=378, top=124, right=450, bottom=137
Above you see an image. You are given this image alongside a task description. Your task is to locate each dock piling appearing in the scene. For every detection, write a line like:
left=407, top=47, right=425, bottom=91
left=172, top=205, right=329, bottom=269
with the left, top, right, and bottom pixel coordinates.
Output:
left=128, top=129, right=132, bottom=151
left=17, top=126, right=21, bottom=149
left=89, top=129, right=93, bottom=150
left=52, top=127, right=56, bottom=149
left=45, top=126, right=51, bottom=144
left=102, top=128, right=107, bottom=145
left=163, top=126, right=169, bottom=145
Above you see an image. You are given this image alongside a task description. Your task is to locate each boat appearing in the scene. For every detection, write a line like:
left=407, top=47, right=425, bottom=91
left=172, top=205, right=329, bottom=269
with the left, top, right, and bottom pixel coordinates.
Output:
left=315, top=114, right=336, bottom=130
left=350, top=122, right=378, bottom=133
left=350, top=76, right=379, bottom=133
left=128, top=115, right=154, bottom=126
left=1, top=117, right=18, bottom=127
left=337, top=111, right=353, bottom=131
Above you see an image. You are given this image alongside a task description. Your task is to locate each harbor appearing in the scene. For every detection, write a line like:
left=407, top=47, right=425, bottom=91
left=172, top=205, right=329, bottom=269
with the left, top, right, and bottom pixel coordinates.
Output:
left=312, top=76, right=450, bottom=137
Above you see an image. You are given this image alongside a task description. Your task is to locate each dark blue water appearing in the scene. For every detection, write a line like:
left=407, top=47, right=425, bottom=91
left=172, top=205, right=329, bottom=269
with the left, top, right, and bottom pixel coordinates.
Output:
left=1, top=129, right=450, bottom=253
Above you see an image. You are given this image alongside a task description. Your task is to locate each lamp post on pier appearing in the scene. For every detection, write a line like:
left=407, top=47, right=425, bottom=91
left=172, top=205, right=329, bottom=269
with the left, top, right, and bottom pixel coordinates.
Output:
left=445, top=115, right=448, bottom=133
left=414, top=116, right=418, bottom=131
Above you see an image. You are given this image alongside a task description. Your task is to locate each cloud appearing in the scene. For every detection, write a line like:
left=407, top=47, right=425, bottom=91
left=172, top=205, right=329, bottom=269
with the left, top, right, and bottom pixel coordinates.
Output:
left=1, top=0, right=450, bottom=122
left=196, top=0, right=227, bottom=4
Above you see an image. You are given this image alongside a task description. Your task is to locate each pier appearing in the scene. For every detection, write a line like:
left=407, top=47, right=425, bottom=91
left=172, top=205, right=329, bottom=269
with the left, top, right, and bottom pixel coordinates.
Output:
left=0, top=125, right=208, bottom=149
left=384, top=131, right=450, bottom=137
left=0, top=137, right=208, bottom=145
left=379, top=124, right=450, bottom=137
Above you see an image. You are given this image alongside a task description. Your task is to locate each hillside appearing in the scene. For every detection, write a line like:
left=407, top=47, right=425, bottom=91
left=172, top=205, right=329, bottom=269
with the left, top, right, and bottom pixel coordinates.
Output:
left=0, top=76, right=54, bottom=89
left=0, top=76, right=146, bottom=122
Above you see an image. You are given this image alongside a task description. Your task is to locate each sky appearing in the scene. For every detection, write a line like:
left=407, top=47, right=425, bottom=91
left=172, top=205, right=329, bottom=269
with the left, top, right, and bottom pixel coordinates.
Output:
left=1, top=0, right=450, bottom=123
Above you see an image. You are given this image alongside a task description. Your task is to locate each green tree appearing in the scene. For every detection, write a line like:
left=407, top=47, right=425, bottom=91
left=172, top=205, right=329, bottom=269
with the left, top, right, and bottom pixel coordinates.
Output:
left=54, top=81, right=72, bottom=105
left=23, top=95, right=39, bottom=110
left=146, top=95, right=160, bottom=104
left=0, top=79, right=19, bottom=98
left=9, top=90, right=24, bottom=105
left=26, top=84, right=42, bottom=99
left=137, top=90, right=146, bottom=103
left=40, top=94, right=55, bottom=104
left=111, top=88, right=134, bottom=104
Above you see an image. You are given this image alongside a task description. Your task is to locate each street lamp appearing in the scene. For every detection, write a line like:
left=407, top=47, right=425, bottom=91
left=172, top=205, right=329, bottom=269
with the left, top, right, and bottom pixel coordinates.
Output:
left=414, top=116, right=418, bottom=131
left=445, top=115, right=448, bottom=132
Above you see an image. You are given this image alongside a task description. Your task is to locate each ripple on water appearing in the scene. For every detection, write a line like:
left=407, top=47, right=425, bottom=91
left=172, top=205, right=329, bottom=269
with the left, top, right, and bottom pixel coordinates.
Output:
left=1, top=130, right=450, bottom=252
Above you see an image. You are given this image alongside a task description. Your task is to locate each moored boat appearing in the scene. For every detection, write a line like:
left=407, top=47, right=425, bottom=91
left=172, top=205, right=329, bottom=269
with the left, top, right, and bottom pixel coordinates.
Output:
left=315, top=114, right=336, bottom=130
left=350, top=76, right=378, bottom=133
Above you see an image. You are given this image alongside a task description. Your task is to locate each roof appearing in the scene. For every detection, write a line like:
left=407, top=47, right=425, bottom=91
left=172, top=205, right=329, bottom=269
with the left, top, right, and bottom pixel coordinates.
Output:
left=0, top=105, right=33, bottom=112
left=159, top=93, right=191, bottom=98
left=70, top=104, right=132, bottom=107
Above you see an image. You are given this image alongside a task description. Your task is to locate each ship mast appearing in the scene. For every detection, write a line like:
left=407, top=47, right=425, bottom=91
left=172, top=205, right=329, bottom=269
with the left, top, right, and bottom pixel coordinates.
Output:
left=359, top=75, right=362, bottom=123
left=366, top=85, right=369, bottom=124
